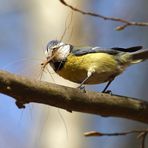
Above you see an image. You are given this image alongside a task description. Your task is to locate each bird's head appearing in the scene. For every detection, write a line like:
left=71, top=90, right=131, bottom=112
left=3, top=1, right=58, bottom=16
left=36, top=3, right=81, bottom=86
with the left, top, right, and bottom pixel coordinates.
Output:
left=45, top=40, right=72, bottom=62
left=41, top=40, right=72, bottom=70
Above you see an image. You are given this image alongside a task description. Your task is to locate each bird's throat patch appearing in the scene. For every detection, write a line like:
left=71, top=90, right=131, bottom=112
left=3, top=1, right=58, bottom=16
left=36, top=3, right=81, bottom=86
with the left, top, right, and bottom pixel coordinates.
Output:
left=52, top=60, right=66, bottom=72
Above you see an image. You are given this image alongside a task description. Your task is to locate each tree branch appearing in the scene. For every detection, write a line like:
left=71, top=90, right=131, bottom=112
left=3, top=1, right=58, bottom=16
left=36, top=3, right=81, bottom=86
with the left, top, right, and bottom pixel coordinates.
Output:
left=59, top=0, right=148, bottom=30
left=0, top=70, right=148, bottom=124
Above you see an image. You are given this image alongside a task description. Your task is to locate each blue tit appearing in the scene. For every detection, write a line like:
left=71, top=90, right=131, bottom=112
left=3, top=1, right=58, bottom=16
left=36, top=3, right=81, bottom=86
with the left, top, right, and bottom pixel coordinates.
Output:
left=44, top=40, right=148, bottom=92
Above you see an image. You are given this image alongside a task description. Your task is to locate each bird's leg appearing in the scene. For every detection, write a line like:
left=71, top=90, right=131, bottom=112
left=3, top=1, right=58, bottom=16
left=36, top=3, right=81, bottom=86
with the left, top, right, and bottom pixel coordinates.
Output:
left=77, top=71, right=93, bottom=92
left=102, top=80, right=113, bottom=93
left=77, top=76, right=90, bottom=89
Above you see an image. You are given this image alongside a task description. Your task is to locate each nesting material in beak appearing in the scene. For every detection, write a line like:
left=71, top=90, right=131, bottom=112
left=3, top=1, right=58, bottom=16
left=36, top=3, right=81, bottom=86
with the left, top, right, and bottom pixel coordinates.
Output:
left=41, top=53, right=56, bottom=71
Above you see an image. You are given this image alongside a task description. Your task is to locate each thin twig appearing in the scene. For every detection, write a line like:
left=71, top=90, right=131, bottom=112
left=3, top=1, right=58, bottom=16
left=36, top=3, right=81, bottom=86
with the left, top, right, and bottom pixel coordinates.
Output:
left=84, top=129, right=148, bottom=137
left=84, top=129, right=148, bottom=148
left=59, top=0, right=148, bottom=30
left=138, top=131, right=148, bottom=148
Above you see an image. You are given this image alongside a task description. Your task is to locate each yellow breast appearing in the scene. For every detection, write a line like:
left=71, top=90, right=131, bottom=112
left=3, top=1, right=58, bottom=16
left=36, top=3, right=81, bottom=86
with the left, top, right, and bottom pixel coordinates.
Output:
left=57, top=53, right=122, bottom=84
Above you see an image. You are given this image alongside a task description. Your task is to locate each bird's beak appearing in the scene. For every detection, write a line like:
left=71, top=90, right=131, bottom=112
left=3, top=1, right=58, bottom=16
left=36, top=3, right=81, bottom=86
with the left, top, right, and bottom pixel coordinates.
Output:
left=41, top=48, right=59, bottom=70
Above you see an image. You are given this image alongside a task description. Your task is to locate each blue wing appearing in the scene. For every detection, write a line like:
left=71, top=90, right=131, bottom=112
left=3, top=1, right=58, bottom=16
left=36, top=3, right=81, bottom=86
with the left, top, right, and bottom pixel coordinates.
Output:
left=111, top=46, right=142, bottom=52
left=72, top=46, right=143, bottom=56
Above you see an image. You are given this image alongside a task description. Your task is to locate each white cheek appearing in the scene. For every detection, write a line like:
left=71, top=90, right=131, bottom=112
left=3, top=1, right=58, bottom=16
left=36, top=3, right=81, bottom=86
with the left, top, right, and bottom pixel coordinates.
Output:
left=56, top=45, right=70, bottom=60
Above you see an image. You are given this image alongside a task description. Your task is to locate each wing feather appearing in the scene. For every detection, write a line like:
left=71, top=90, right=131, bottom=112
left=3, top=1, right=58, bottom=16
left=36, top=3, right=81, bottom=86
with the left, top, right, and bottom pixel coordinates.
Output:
left=72, top=46, right=143, bottom=56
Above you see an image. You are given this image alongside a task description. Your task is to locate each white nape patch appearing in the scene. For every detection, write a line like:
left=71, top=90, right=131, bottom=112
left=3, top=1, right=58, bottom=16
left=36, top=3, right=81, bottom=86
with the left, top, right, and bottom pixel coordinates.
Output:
left=92, top=46, right=101, bottom=50
left=55, top=45, right=71, bottom=60
left=58, top=42, right=64, bottom=46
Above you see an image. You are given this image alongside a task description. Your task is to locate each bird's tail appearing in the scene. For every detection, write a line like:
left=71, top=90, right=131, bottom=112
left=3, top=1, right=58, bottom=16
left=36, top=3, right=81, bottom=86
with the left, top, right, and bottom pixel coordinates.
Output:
left=130, top=49, right=148, bottom=64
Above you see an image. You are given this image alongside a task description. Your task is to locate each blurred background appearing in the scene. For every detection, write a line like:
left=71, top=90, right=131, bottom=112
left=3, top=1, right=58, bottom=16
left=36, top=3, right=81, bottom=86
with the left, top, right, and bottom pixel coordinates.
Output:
left=0, top=0, right=148, bottom=148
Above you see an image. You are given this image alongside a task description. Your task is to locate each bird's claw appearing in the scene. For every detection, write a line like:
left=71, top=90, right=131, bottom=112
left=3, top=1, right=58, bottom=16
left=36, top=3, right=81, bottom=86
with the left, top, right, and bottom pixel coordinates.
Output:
left=77, top=85, right=86, bottom=93
left=102, top=90, right=112, bottom=95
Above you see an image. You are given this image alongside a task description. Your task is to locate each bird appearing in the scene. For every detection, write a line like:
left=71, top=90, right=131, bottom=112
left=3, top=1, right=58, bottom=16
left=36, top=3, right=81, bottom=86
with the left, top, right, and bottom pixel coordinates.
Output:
left=43, top=40, right=148, bottom=92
